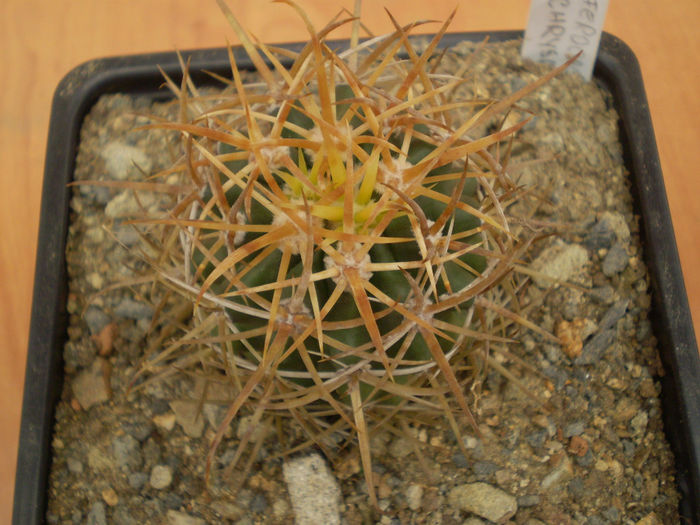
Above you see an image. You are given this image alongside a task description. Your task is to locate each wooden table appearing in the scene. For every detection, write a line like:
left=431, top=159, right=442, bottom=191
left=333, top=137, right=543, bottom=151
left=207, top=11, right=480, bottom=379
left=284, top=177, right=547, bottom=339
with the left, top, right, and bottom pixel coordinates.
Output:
left=2, top=1, right=698, bottom=519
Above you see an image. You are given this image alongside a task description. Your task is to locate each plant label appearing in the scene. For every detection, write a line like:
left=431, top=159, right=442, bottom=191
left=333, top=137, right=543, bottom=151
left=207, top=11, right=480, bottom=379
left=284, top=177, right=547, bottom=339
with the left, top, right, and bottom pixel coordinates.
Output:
left=522, top=0, right=609, bottom=81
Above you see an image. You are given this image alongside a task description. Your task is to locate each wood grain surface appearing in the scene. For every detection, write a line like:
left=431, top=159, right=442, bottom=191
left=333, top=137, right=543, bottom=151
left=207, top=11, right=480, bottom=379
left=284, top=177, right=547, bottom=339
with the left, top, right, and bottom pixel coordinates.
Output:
left=2, top=1, right=698, bottom=519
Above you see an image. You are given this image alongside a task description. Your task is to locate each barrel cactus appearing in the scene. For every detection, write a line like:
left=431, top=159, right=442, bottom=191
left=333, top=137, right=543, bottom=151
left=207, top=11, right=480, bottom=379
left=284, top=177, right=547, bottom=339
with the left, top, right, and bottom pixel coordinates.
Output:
left=131, top=0, right=572, bottom=505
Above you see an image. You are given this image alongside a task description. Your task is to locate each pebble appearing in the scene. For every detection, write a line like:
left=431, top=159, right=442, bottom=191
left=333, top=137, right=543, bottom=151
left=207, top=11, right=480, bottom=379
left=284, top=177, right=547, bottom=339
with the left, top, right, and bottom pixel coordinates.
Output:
left=210, top=500, right=244, bottom=520
left=630, top=411, right=648, bottom=435
left=461, top=435, right=479, bottom=449
left=114, top=297, right=154, bottom=321
left=282, top=453, right=342, bottom=525
left=598, top=299, right=629, bottom=331
left=249, top=491, right=268, bottom=514
left=452, top=452, right=469, bottom=468
left=86, top=502, right=107, bottom=525
left=575, top=329, right=615, bottom=365
left=563, top=421, right=585, bottom=438
left=584, top=218, right=616, bottom=250
left=105, top=190, right=157, bottom=219
left=472, top=461, right=500, bottom=478
left=153, top=412, right=177, bottom=432
left=112, top=434, right=142, bottom=472
left=66, top=457, right=84, bottom=474
left=71, top=358, right=111, bottom=409
left=170, top=400, right=205, bottom=438
left=272, top=499, right=290, bottom=520
left=102, top=141, right=152, bottom=180
left=599, top=211, right=630, bottom=242
left=388, top=437, right=413, bottom=458
left=589, top=285, right=615, bottom=304
left=84, top=306, right=111, bottom=335
left=530, top=242, right=588, bottom=288
left=128, top=472, right=148, bottom=490
left=122, top=417, right=155, bottom=442
left=150, top=465, right=173, bottom=489
left=165, top=510, right=206, bottom=525
left=517, top=494, right=540, bottom=507
left=525, top=429, right=548, bottom=449
left=87, top=446, right=114, bottom=472
left=602, top=242, right=629, bottom=276
left=405, top=483, right=423, bottom=510
left=102, top=487, right=119, bottom=506
left=541, top=455, right=574, bottom=490
left=447, top=482, right=517, bottom=523
left=568, top=478, right=586, bottom=500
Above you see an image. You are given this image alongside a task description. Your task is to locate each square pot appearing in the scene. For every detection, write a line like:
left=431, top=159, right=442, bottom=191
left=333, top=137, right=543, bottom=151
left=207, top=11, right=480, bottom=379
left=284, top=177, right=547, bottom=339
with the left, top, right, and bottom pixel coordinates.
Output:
left=13, top=31, right=699, bottom=523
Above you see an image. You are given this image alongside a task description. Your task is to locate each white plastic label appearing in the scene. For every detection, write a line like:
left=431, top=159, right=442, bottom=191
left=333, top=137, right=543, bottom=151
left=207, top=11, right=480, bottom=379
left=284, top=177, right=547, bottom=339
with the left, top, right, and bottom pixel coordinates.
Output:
left=521, top=0, right=610, bottom=81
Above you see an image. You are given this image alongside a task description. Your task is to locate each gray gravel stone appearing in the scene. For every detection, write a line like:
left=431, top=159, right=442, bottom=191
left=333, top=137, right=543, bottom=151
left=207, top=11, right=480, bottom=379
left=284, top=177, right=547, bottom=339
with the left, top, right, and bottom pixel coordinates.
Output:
left=517, top=494, right=541, bottom=507
left=598, top=299, right=629, bottom=331
left=452, top=452, right=469, bottom=468
left=112, top=505, right=136, bottom=525
left=576, top=329, right=615, bottom=365
left=525, top=429, right=548, bottom=449
left=602, top=242, right=629, bottom=276
left=472, top=461, right=500, bottom=478
left=114, top=297, right=154, bottom=321
left=563, top=421, right=585, bottom=438
left=86, top=502, right=107, bottom=525
left=448, top=482, right=517, bottom=523
left=127, top=472, right=148, bottom=490
left=249, top=492, right=268, bottom=514
left=584, top=218, right=616, bottom=250
left=282, top=453, right=342, bottom=525
left=122, top=417, right=155, bottom=442
left=84, top=306, right=111, bottom=335
left=112, top=434, right=142, bottom=472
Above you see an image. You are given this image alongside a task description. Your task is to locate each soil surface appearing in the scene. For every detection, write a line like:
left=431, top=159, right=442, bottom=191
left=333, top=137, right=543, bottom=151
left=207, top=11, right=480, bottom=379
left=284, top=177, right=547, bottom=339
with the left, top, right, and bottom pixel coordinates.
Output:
left=46, top=40, right=680, bottom=524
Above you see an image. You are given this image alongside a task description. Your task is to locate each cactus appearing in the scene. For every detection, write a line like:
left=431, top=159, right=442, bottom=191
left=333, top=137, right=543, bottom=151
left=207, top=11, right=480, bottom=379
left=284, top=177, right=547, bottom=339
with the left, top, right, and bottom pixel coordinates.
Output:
left=128, top=0, right=573, bottom=506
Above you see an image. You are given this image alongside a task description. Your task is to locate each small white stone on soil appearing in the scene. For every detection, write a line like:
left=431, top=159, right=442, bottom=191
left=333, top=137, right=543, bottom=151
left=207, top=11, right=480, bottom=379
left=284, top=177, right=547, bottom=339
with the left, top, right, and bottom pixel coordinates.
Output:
left=530, top=241, right=588, bottom=288
left=72, top=358, right=110, bottom=409
left=165, top=510, right=205, bottom=525
left=448, top=482, right=517, bottom=523
left=149, top=464, right=173, bottom=489
left=388, top=436, right=413, bottom=458
left=102, top=141, right=152, bottom=180
left=282, top=453, right=342, bottom=525
left=153, top=412, right=177, bottom=432
left=405, top=483, right=423, bottom=510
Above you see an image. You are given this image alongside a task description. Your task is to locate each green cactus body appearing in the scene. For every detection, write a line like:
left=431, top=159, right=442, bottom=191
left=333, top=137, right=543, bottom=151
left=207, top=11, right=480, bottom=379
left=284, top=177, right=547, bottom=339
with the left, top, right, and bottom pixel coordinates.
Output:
left=196, top=80, right=487, bottom=398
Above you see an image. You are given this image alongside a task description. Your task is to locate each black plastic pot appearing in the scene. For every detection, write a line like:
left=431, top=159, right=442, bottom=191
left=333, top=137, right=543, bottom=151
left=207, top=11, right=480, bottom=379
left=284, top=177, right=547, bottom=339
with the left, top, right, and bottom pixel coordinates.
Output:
left=14, top=32, right=699, bottom=524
